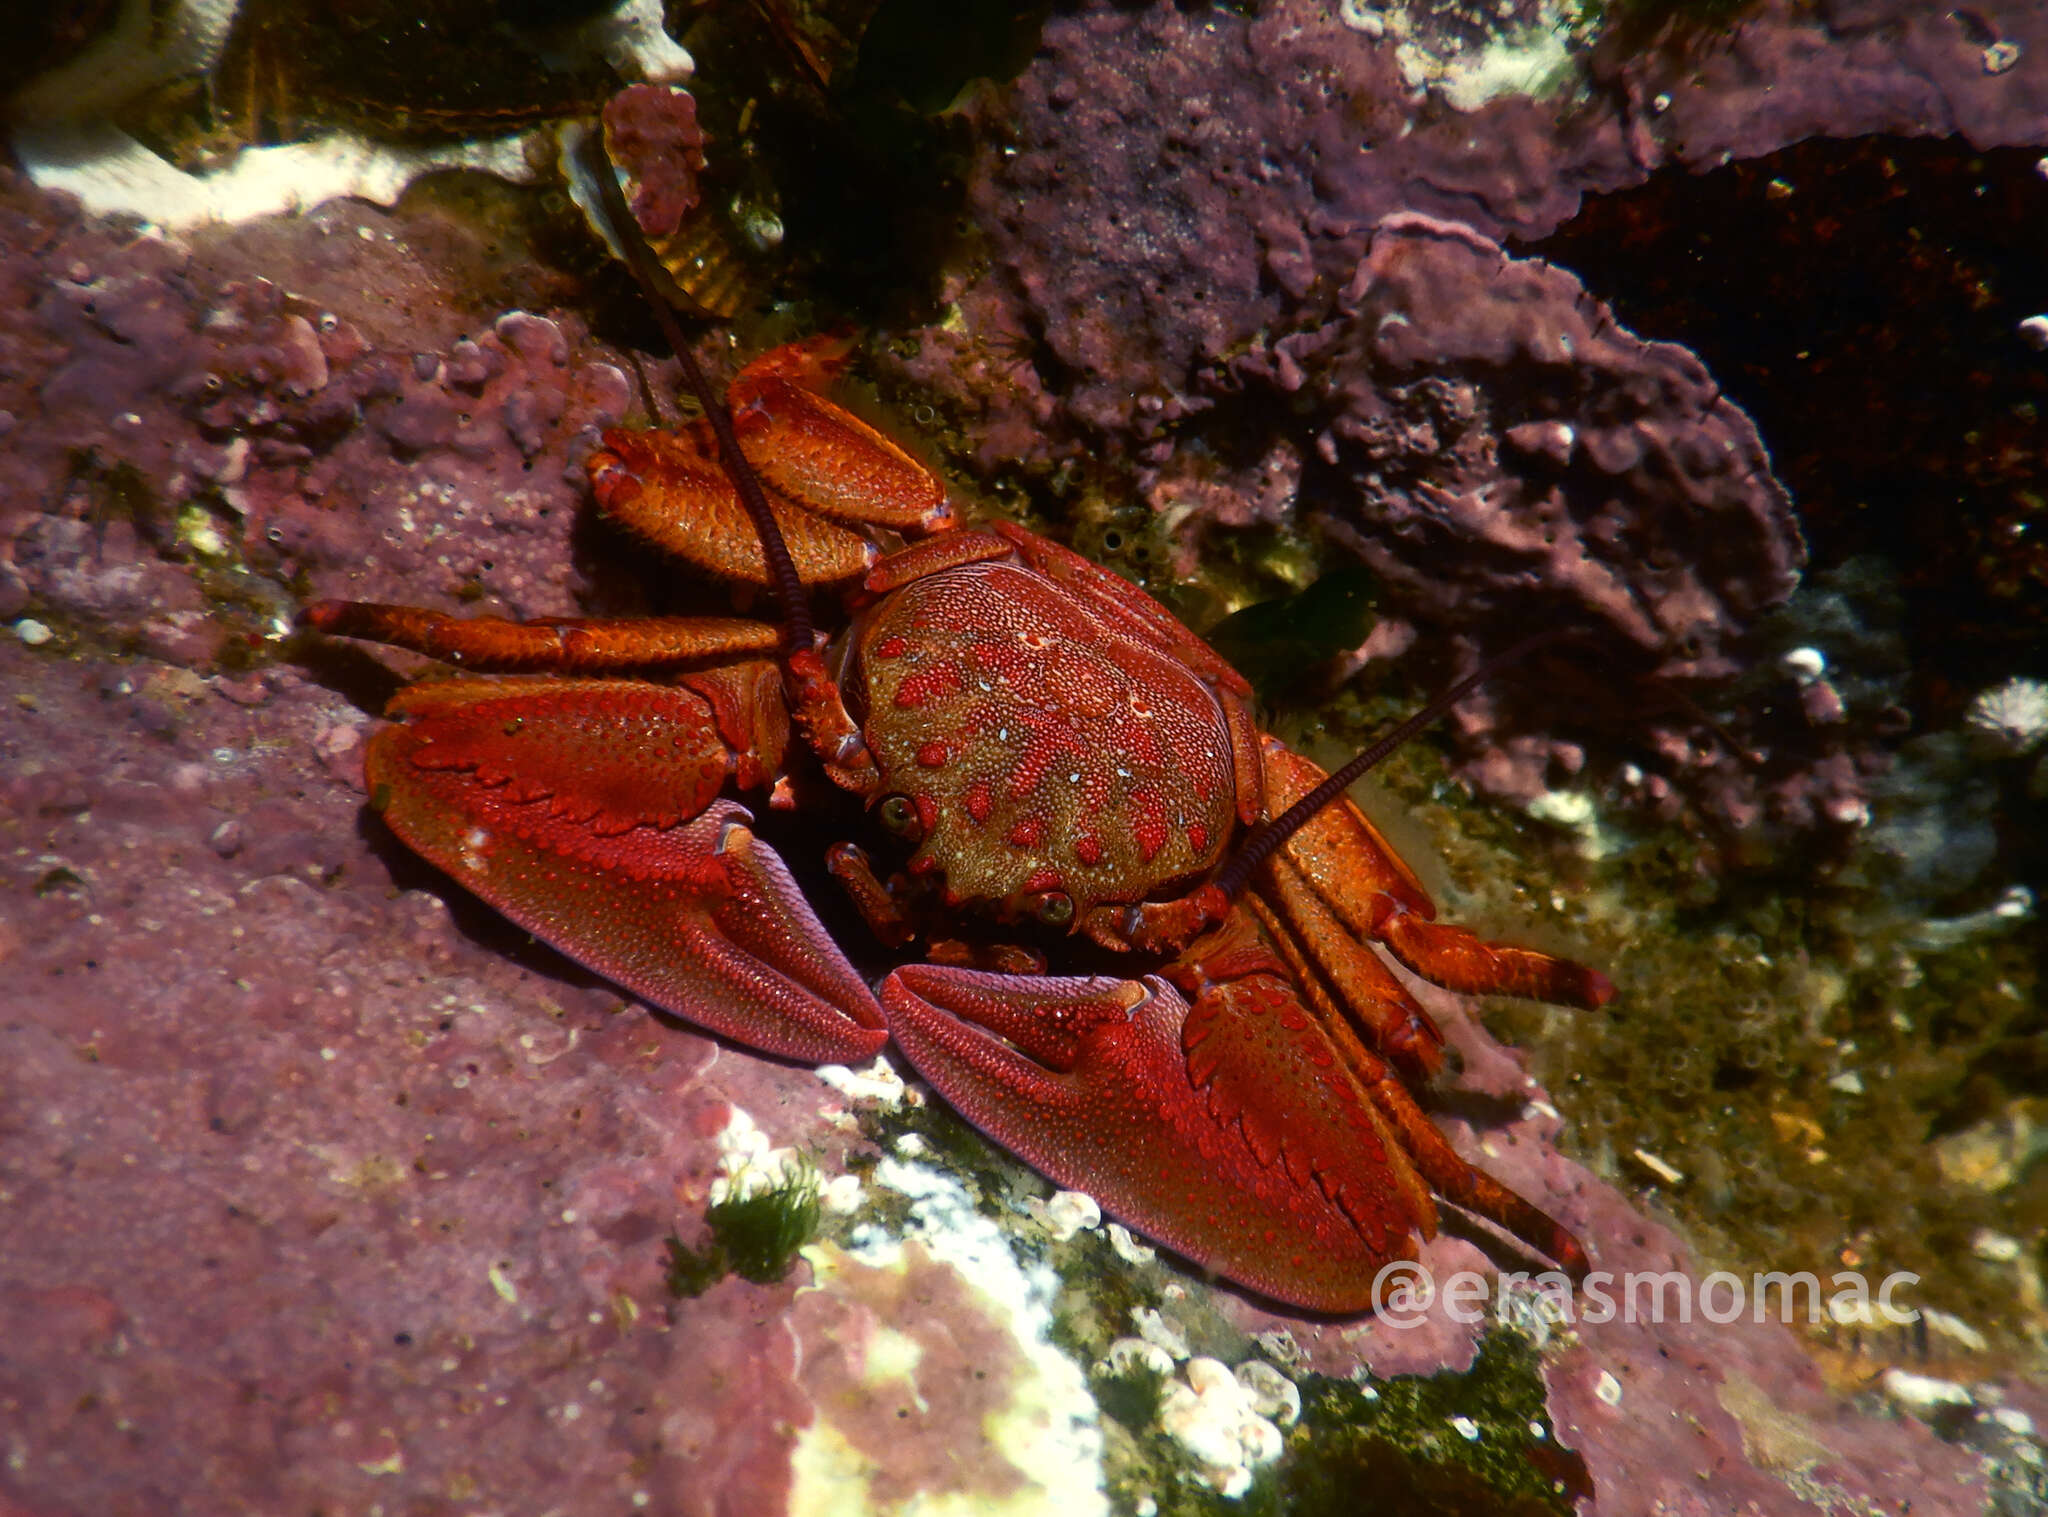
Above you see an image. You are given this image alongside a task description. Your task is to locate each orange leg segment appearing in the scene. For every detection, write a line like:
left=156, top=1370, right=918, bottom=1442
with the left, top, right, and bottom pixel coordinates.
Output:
left=303, top=601, right=782, bottom=671
left=1255, top=735, right=1613, bottom=1012
left=590, top=424, right=878, bottom=587
left=1350, top=1061, right=1591, bottom=1281
left=730, top=363, right=951, bottom=533
left=1372, top=905, right=1616, bottom=1011
left=1257, top=855, right=1447, bottom=1080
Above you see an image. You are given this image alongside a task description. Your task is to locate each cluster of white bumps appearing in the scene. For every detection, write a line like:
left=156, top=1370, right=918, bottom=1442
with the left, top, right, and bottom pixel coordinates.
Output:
left=1966, top=677, right=2048, bottom=756
left=1157, top=1359, right=1302, bottom=1498
left=1101, top=1308, right=1300, bottom=1499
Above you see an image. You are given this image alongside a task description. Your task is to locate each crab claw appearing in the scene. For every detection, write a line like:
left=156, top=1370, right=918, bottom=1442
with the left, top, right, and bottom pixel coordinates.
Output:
left=369, top=693, right=887, bottom=1064
left=880, top=965, right=1416, bottom=1313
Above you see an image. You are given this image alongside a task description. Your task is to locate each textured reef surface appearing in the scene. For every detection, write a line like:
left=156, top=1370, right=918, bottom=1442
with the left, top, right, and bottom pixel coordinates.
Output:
left=3, top=0, right=2048, bottom=1513
left=1, top=636, right=2019, bottom=1515
left=890, top=0, right=2048, bottom=842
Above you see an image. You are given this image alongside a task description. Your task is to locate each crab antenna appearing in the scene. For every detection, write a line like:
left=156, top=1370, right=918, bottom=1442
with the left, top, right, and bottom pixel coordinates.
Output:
left=1212, top=627, right=1578, bottom=901
left=579, top=127, right=815, bottom=657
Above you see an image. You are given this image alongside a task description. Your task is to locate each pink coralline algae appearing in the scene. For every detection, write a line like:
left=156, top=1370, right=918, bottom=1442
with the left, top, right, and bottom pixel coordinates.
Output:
left=603, top=83, right=706, bottom=239
left=0, top=9, right=2038, bottom=1495
left=0, top=645, right=837, bottom=1516
left=1233, top=216, right=1840, bottom=823
left=1623, top=0, right=2048, bottom=171
left=913, top=0, right=2048, bottom=443
left=889, top=0, right=2048, bottom=834
left=0, top=644, right=2012, bottom=1517
left=1265, top=214, right=1803, bottom=683
left=0, top=167, right=633, bottom=654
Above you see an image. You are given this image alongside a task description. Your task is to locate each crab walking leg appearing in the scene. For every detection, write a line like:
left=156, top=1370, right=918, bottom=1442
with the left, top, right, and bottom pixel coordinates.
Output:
left=585, top=341, right=954, bottom=593
left=1259, top=739, right=1433, bottom=915
left=727, top=339, right=952, bottom=533
left=1369, top=906, right=1616, bottom=1011
left=589, top=424, right=881, bottom=588
left=369, top=683, right=886, bottom=1063
left=1256, top=737, right=1615, bottom=1013
left=882, top=965, right=1424, bottom=1314
left=303, top=601, right=785, bottom=671
left=1257, top=853, right=1448, bottom=1082
left=1348, top=1055, right=1592, bottom=1281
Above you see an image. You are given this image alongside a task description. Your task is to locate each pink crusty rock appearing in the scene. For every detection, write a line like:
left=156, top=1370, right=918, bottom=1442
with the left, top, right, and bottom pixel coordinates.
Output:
left=1278, top=215, right=1804, bottom=680
left=885, top=0, right=2048, bottom=835
left=1237, top=215, right=1818, bottom=815
left=0, top=641, right=2008, bottom=1515
left=0, top=644, right=843, bottom=1516
left=905, top=0, right=2048, bottom=453
left=602, top=83, right=706, bottom=240
left=0, top=168, right=633, bottom=643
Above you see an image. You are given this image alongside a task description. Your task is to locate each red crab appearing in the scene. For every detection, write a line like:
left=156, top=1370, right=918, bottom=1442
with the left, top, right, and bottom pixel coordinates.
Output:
left=305, top=338, right=1613, bottom=1314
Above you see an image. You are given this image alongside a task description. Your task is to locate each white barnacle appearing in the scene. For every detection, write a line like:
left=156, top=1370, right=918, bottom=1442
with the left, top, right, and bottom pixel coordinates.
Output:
left=1106, top=1222, right=1155, bottom=1265
left=1882, top=1368, right=1974, bottom=1415
left=1234, top=1361, right=1300, bottom=1427
left=815, top=1053, right=910, bottom=1109
left=1779, top=646, right=1826, bottom=685
left=1027, top=1189, right=1102, bottom=1241
left=1102, top=1337, right=1176, bottom=1377
left=1966, top=676, right=2048, bottom=755
left=1132, top=1306, right=1190, bottom=1360
left=1158, top=1357, right=1293, bottom=1498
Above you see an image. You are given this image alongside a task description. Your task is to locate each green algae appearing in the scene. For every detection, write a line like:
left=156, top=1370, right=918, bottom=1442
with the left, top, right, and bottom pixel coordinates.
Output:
left=665, top=1155, right=823, bottom=1295
left=1268, top=1336, right=1588, bottom=1517
left=1277, top=673, right=2044, bottom=1360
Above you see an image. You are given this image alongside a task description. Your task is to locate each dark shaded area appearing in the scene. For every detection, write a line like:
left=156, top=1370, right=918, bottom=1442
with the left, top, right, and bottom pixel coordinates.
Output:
left=856, top=0, right=1052, bottom=115
left=1204, top=568, right=1378, bottom=701
left=0, top=0, right=120, bottom=103
left=1527, top=136, right=2048, bottom=723
left=672, top=0, right=1050, bottom=325
left=206, top=0, right=618, bottom=144
left=1584, top=0, right=1764, bottom=60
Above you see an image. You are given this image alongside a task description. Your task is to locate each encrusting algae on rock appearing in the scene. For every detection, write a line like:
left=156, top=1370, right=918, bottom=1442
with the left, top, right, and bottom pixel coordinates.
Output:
left=3, top=0, right=2048, bottom=1514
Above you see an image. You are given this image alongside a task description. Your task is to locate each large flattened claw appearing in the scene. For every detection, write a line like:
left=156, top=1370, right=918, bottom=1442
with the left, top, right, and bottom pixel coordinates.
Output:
left=370, top=695, right=886, bottom=1064
left=880, top=965, right=1414, bottom=1314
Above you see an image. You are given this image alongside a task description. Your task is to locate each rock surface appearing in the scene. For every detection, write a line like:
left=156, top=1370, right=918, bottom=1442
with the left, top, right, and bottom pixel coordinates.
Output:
left=4, top=0, right=2044, bottom=1504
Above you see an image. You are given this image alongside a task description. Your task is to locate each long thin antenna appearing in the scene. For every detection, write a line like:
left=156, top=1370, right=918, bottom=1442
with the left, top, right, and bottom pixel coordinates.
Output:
left=579, top=125, right=815, bottom=657
left=1212, top=627, right=1576, bottom=900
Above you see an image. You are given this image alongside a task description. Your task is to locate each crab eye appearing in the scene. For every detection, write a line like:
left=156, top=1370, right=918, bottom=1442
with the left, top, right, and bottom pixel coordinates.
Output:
left=877, top=794, right=920, bottom=838
left=1034, top=891, right=1075, bottom=928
